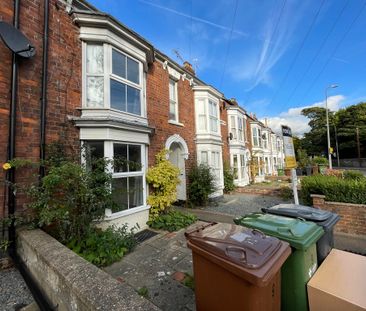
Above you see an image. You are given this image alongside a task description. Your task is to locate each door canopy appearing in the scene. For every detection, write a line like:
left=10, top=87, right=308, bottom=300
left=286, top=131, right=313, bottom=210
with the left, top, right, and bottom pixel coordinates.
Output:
left=165, top=134, right=189, bottom=160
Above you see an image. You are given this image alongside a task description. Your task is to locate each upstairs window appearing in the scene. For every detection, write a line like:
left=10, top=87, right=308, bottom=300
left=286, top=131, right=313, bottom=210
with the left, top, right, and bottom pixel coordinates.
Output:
left=263, top=133, right=268, bottom=149
left=84, top=43, right=143, bottom=116
left=209, top=100, right=218, bottom=133
left=238, top=117, right=244, bottom=141
left=197, top=103, right=207, bottom=131
left=86, top=44, right=104, bottom=107
left=230, top=116, right=237, bottom=140
left=110, top=49, right=141, bottom=115
left=252, top=127, right=259, bottom=147
left=169, top=79, right=178, bottom=121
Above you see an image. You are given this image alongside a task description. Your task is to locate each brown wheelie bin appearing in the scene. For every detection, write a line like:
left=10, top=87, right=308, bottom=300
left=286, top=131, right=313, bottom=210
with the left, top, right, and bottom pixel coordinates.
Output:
left=185, top=222, right=291, bottom=311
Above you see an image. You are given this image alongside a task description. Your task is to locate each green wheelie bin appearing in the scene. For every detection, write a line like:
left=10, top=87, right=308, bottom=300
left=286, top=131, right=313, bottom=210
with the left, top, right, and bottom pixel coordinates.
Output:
left=234, top=213, right=324, bottom=311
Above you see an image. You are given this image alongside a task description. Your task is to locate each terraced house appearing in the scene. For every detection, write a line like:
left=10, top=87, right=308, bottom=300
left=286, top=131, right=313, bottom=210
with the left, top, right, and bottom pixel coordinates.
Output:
left=0, top=0, right=282, bottom=230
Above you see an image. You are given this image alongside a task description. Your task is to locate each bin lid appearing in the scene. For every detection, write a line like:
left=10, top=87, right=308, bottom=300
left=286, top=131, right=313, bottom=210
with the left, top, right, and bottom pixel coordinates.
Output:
left=234, top=213, right=324, bottom=250
left=262, top=204, right=340, bottom=229
left=185, top=222, right=291, bottom=287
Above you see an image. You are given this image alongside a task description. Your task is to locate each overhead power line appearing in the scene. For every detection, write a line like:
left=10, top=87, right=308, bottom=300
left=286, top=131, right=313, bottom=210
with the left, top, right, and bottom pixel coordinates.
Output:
left=301, top=0, right=366, bottom=104
left=285, top=0, right=350, bottom=106
left=266, top=0, right=326, bottom=108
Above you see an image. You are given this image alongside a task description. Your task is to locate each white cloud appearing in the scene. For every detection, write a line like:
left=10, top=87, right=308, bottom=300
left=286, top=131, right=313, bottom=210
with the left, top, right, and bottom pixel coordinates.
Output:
left=263, top=95, right=345, bottom=137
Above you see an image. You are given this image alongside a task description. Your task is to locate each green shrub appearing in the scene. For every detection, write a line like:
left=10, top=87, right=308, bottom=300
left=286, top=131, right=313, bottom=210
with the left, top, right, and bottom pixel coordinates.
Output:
left=67, top=225, right=137, bottom=267
left=147, top=210, right=197, bottom=232
left=188, top=164, right=216, bottom=206
left=301, top=175, right=366, bottom=205
left=312, top=156, right=328, bottom=165
left=343, top=170, right=366, bottom=181
left=278, top=186, right=293, bottom=200
left=223, top=162, right=236, bottom=193
left=146, top=149, right=180, bottom=220
left=29, top=157, right=114, bottom=243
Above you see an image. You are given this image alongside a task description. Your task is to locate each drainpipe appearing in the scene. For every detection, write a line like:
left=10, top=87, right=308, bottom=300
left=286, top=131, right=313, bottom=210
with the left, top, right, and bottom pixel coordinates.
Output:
left=7, top=0, right=20, bottom=256
left=39, top=0, right=49, bottom=178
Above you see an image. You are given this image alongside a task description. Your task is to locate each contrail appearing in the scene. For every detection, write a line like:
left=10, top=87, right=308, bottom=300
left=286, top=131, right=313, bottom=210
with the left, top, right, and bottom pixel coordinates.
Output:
left=138, top=0, right=248, bottom=37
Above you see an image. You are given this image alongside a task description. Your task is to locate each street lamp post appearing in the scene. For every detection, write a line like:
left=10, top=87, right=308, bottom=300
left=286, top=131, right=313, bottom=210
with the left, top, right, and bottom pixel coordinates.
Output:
left=325, top=84, right=338, bottom=169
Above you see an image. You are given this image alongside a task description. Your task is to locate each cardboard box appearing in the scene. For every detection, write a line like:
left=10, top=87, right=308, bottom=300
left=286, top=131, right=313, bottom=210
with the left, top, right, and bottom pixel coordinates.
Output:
left=307, top=249, right=366, bottom=311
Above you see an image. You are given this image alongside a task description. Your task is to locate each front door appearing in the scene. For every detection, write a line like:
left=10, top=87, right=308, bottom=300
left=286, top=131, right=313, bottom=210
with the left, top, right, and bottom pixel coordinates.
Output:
left=169, top=142, right=186, bottom=200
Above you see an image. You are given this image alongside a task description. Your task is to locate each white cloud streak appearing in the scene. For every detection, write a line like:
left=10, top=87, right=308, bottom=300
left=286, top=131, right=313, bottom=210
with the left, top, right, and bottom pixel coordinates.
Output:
left=138, top=0, right=248, bottom=36
left=263, top=95, right=345, bottom=136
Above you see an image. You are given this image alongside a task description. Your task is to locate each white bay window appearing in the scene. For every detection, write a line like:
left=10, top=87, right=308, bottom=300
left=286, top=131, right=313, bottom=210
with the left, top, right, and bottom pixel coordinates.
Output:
left=84, top=43, right=144, bottom=117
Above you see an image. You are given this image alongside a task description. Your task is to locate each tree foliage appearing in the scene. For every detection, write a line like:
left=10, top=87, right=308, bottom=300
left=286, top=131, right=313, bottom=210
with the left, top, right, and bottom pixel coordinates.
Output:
left=299, top=103, right=366, bottom=159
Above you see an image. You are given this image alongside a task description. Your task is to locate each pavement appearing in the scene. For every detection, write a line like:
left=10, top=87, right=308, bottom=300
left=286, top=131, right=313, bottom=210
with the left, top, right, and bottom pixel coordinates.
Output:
left=104, top=225, right=199, bottom=311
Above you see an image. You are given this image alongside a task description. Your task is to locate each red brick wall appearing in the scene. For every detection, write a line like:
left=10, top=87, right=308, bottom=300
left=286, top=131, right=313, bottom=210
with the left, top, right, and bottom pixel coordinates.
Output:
left=220, top=101, right=230, bottom=165
left=146, top=61, right=196, bottom=174
left=0, top=0, right=81, bottom=216
left=312, top=194, right=366, bottom=237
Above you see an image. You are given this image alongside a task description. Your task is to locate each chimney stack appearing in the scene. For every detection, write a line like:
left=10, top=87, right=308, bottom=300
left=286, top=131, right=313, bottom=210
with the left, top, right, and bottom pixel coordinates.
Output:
left=183, top=61, right=195, bottom=75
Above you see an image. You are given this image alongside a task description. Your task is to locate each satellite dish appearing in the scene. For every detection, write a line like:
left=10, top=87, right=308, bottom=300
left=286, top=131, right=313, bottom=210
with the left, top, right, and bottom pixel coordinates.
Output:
left=0, top=21, right=35, bottom=58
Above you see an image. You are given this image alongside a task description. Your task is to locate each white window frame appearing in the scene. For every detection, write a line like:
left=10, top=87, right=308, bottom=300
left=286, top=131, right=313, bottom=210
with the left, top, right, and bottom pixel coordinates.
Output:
left=240, top=154, right=245, bottom=179
left=238, top=116, right=244, bottom=141
left=252, top=127, right=259, bottom=147
left=83, top=140, right=147, bottom=217
left=209, top=100, right=219, bottom=133
left=169, top=78, right=179, bottom=122
left=230, top=116, right=237, bottom=140
left=83, top=42, right=145, bottom=118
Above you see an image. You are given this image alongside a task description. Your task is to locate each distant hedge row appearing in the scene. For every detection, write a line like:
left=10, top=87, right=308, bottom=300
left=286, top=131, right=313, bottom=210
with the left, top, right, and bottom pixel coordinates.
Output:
left=301, top=174, right=366, bottom=205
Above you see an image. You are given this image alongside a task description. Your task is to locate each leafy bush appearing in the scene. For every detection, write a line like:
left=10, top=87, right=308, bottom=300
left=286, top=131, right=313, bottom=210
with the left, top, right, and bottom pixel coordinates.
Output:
left=343, top=170, right=366, bottom=181
left=301, top=175, right=366, bottom=205
left=312, top=156, right=328, bottom=165
left=188, top=164, right=216, bottom=206
left=324, top=168, right=344, bottom=178
left=146, top=150, right=180, bottom=220
left=67, top=225, right=137, bottom=267
left=223, top=162, right=236, bottom=193
left=29, top=157, right=114, bottom=243
left=278, top=186, right=293, bottom=200
left=147, top=210, right=197, bottom=232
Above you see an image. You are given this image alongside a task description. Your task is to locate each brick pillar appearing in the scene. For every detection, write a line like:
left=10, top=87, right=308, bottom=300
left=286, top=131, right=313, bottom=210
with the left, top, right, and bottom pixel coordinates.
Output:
left=311, top=194, right=325, bottom=209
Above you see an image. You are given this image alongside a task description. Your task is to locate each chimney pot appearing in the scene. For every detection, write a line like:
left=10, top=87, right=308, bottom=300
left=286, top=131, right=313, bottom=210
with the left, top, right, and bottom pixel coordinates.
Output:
left=183, top=61, right=195, bottom=75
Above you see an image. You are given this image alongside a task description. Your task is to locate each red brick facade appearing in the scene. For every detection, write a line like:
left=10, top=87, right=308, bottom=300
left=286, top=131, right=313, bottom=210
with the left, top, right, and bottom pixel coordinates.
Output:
left=147, top=60, right=196, bottom=172
left=312, top=194, right=366, bottom=237
left=220, top=100, right=230, bottom=165
left=0, top=0, right=81, bottom=216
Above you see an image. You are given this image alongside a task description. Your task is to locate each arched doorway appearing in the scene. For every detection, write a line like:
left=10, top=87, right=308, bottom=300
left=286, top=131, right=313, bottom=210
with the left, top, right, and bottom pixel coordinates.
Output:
left=165, top=135, right=189, bottom=201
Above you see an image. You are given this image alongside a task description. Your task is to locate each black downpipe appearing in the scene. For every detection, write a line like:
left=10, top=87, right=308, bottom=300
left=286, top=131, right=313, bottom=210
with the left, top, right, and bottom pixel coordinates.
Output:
left=39, top=0, right=49, bottom=179
left=7, top=0, right=20, bottom=257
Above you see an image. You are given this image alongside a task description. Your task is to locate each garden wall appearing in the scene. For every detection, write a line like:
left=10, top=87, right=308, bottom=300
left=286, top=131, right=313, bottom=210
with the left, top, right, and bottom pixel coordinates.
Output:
left=311, top=194, right=366, bottom=237
left=17, top=229, right=159, bottom=311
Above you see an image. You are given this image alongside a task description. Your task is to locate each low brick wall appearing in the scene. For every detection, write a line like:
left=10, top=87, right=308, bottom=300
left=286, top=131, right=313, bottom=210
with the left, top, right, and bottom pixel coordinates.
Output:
left=17, top=229, right=159, bottom=311
left=311, top=194, right=366, bottom=237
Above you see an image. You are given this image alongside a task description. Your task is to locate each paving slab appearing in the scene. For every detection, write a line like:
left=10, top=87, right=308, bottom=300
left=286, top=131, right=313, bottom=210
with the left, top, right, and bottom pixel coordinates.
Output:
left=104, top=222, right=208, bottom=310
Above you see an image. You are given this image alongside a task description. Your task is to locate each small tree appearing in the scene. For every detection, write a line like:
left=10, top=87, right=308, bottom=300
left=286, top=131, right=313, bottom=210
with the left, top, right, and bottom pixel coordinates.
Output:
left=223, top=162, right=236, bottom=193
left=188, top=164, right=216, bottom=206
left=146, top=149, right=180, bottom=220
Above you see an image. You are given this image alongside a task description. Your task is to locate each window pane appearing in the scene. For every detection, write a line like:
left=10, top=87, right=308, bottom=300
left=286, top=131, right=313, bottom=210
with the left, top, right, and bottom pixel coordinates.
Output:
left=129, top=176, right=143, bottom=208
left=127, top=57, right=139, bottom=84
left=86, top=77, right=104, bottom=107
left=210, top=117, right=218, bottom=132
left=169, top=80, right=176, bottom=101
left=114, top=144, right=128, bottom=172
left=86, top=141, right=104, bottom=159
left=112, top=49, right=126, bottom=79
left=233, top=155, right=238, bottom=179
left=127, top=86, right=141, bottom=115
left=87, top=45, right=103, bottom=74
left=169, top=102, right=176, bottom=121
left=110, top=79, right=126, bottom=111
left=112, top=178, right=128, bottom=212
left=128, top=145, right=142, bottom=172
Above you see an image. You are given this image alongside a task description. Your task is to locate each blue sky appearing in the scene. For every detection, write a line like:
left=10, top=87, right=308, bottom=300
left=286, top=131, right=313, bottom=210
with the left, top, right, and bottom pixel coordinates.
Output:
left=88, top=0, right=366, bottom=135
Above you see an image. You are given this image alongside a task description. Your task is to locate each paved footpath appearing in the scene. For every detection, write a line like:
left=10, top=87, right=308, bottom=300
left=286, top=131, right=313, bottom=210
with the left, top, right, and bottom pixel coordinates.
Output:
left=104, top=224, right=203, bottom=311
